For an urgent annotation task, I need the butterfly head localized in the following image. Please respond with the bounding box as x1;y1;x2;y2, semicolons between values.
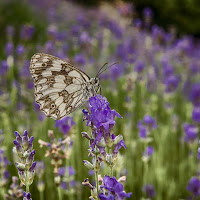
90;77;100;88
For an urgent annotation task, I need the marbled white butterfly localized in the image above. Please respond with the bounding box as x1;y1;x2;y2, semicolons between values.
30;53;101;120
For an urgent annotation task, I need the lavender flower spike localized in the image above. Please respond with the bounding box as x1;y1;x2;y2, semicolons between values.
13;130;36;193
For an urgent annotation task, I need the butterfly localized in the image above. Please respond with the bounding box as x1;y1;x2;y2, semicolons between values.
30;53;102;120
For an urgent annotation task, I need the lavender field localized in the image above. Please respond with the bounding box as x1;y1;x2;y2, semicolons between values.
0;1;200;199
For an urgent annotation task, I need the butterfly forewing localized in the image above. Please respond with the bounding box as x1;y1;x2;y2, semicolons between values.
30;53;91;120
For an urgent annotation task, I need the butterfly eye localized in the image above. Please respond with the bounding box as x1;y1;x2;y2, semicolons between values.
94;78;98;84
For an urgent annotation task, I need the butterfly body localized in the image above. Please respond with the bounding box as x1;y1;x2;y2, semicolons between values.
30;53;100;120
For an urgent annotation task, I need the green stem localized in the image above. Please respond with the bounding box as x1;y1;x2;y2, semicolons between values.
95;169;99;199
94;146;99;199
25;170;29;193
39;191;44;200
58;186;62;200
110;166;113;177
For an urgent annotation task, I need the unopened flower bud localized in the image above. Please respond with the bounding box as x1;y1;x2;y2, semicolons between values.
106;154;113;166
81;132;91;140
97;138;106;147
22;131;29;150
83;160;94;170
28;136;34;150
54;175;61;186
13;140;23;154
29;162;36;172
113;135;123;145
15;162;25;171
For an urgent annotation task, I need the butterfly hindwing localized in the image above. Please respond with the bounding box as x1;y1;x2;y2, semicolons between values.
30;53;91;120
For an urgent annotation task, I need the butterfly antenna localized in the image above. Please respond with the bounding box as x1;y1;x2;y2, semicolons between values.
96;62;108;77
96;62;119;77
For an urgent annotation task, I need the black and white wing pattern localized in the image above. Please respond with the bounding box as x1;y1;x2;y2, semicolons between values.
30;53;92;120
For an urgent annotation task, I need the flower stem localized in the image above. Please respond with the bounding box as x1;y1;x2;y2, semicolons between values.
25;170;29;193
94;146;99;199
110;166;113;177
26;184;29;193
58;186;62;200
95;169;99;199
39;191;44;200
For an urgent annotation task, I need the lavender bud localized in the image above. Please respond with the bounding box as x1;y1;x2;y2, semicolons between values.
83;160;94;170
19;170;26;185
22;133;29;151
28;150;35;163
54;175;61;186
15;131;22;144
106;154;113;166
28;136;34;150
13;140;23;153
15;162;25;171
23;192;32;200
16;136;22;145
113;135;123;145
97;138;106;147
29;162;36;172
81;132;91;140
27;171;35;186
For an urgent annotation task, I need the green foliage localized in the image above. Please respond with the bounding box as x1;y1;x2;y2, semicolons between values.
134;0;200;36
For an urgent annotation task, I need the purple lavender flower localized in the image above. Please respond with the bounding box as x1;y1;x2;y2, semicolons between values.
187;177;200;197
134;19;142;28
13;130;36;186
86;95;122;132
110;64;124;81
142;184;155;198
146;146;154;156
0;148;10;186
134;60;145;73
58;167;66;176
183;123;198;143
113;134;127;155
79;32;92;44
16;44;25;55
198;147;200;160
77;14;90;29
5;42;13;56
143;7;153;17
23;192;32;200
192;107;200;123
0;60;8;75
143;146;154;159
55;116;75;135
20;25;35;40
99;17;123;38
99;175;132;200
143;115;157;129
138;115;157;136
61;181;67;190
68;166;75;176
164;75;179;93
44;41;54;54
74;53;86;65
190;83;200;106
70;25;81;36
138;125;147;138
